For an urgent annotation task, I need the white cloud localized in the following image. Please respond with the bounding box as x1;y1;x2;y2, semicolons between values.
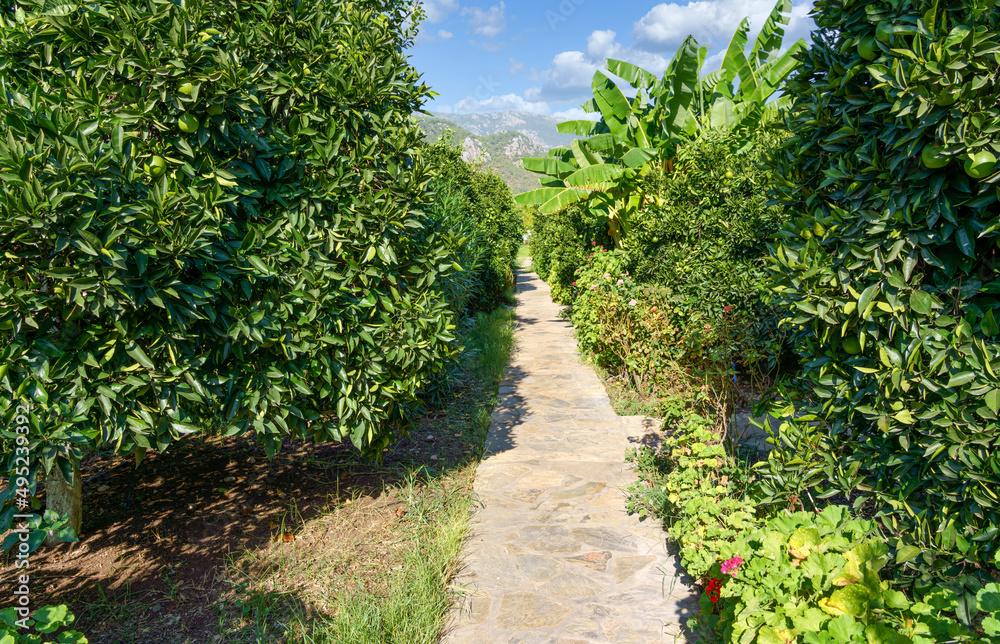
509;58;525;74
461;2;507;38
423;0;459;23
634;0;815;52
551;107;601;121
524;30;668;103
442;93;550;115
416;28;456;44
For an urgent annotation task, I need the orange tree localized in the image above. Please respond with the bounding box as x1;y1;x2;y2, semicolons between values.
0;0;466;547
759;0;1000;593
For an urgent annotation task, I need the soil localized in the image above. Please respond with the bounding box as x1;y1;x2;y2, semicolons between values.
6;410;481;644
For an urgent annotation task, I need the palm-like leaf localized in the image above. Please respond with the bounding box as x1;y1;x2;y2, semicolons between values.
562;163;624;190
607;58;658;89
540;187;592;213
750;0;793;67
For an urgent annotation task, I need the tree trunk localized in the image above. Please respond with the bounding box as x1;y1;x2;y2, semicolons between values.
43;463;82;547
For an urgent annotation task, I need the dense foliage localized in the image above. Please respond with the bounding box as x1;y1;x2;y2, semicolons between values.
422;133;523;315
515;0;803;248
0;0;476;540
627;413;1000;644
758;0;1000;575
532;127;789;392
528;204;611;304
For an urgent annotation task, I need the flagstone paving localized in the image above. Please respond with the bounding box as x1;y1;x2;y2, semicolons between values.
441;265;698;644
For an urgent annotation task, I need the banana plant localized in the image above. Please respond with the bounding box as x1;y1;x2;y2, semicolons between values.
514;36;702;247
697;0;806;132
514;0;804;247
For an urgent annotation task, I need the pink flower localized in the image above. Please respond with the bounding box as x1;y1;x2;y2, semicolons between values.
592;241;597;245
617;279;624;285
590;285;597;290
721;556;744;576
603;273;610;279
628;299;637;307
572;281;576;285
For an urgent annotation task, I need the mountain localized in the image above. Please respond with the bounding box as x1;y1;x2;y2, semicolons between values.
433;111;577;149
416;111;579;194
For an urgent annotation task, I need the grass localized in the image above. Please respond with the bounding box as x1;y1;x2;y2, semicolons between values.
592;362;662;418
213;307;516;644
516;243;530;262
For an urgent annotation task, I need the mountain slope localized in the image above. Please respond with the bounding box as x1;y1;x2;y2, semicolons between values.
434;111;576;148
416;114;555;194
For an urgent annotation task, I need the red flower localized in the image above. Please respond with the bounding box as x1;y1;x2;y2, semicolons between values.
723;304;735;313
705;578;724;604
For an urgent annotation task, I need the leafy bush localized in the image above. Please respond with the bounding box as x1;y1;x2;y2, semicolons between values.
0;0;462;526
627;407;1000;644
423;132;523;312
760;0;1000;572
626;127;788;331
701;507;998;644
528;204;610;302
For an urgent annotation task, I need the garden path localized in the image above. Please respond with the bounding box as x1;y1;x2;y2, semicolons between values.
441;264;698;643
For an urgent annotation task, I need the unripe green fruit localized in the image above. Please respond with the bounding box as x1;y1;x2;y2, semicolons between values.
857;35;878;60
920;143;948;169
178;114;200;133
875;21;893;44
178;82;194;95
964;151;997;179
145;155;166;177
206;104;224;116
725;170;734;179
843;338;862;355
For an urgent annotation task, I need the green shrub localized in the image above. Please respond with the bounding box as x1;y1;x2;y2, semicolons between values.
627;408;1000;644
528;204;611;302
423;133;522;312
0;0;461;526
626;127;788;330
760;0;1000;573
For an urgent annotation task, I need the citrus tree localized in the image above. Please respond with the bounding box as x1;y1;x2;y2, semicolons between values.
759;0;1000;583
0;0;461;543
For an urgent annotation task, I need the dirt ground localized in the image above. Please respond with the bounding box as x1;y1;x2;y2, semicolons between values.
9;408;481;644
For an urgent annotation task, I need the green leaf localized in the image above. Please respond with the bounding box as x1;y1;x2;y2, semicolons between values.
896;545;921;563
946;371;975;388
555;120;605;137
514;188;567;206
562;164;623;189
985;389;1000;416
125;343;155;370
540;187;592;214
909;290;935;315
661;36;702;140
521;156;575;177
247;255;272;276
606;58;658;89
621;147;657;168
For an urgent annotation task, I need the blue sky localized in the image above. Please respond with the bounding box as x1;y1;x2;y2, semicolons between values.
407;0;817;119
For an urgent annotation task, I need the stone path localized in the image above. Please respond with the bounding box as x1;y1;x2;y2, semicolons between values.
441;265;697;643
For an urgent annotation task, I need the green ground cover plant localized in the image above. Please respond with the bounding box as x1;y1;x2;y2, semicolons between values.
626;406;1000;644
